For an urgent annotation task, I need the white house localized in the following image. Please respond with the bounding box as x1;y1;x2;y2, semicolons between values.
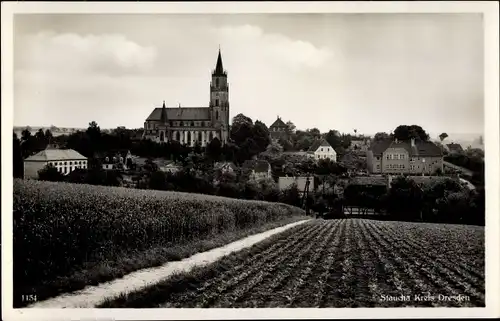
309;139;337;162
24;145;88;179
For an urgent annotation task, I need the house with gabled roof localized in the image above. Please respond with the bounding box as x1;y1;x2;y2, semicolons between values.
24;145;88;178
242;159;272;181
445;143;464;154
269;116;289;141
308;138;337;162
367;137;443;175
101;149;133;171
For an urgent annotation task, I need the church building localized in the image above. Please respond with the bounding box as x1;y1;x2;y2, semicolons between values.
143;49;230;146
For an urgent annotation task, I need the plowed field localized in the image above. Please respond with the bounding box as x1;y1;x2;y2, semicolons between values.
101;219;485;308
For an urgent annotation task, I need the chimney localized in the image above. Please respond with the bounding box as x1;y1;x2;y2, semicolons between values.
411;138;415;147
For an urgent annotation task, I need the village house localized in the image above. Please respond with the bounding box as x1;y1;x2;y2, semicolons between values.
24;145;88;179
242;159;272;181
308;139;337;162
102;150;133;170
350;138;370;152
268;116;289;142
214;161;237;175
445;143;464;154
366;138;443;175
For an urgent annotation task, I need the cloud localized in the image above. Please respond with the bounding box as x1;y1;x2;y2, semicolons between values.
213;25;333;70
16;31;158;76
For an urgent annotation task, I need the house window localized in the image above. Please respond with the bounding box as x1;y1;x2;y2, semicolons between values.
376;157;380;160
321;148;323;152
400;154;405;159
376;165;380;169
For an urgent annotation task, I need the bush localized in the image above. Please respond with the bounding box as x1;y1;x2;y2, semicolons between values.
13;179;305;304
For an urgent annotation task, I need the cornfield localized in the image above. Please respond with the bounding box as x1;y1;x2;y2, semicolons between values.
13;179;305;305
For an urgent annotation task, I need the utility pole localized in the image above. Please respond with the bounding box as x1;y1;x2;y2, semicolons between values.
302;176;311;216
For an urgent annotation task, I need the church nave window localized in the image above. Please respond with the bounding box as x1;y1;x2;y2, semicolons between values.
215;110;219;120
215;99;219;106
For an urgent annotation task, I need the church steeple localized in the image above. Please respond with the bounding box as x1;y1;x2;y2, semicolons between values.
160;100;168;123
213;47;225;76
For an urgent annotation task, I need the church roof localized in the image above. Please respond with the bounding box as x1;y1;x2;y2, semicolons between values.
270;117;287;128
147;107;211;121
213;49;226;76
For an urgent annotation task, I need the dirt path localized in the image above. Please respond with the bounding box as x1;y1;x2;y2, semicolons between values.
27;219;311;308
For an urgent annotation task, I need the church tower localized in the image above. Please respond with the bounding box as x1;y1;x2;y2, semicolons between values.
210;48;230;143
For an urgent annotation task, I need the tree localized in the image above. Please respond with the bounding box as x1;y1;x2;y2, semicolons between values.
87;121;102;151
386;177;424;220
324;130;342;150
268;141;284;154
206;137;222;161
286;121;296;135
38;164;65;182
149;171;168;190
307;128;321;139
253;120;271;153
439;132;449;142
44;129;53;142
21;128;32;141
373;132;390;142
393;125;429;142
13;133;24;178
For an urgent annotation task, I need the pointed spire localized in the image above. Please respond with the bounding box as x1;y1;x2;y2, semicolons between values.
214;47;224;75
160;100;167;123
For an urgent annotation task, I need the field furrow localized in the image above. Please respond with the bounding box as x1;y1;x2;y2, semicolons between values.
163;222;318;307
318;219;358;307
380;223;485;291
274;220;342;308
309;219;348;307
98;218;484;309
356;219;401;307
165;223;319;308
367;221;484;306
359;219;431;307
226;221;333;308
209;222;330;308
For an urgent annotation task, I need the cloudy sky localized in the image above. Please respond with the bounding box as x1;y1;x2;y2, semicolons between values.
14;13;483;137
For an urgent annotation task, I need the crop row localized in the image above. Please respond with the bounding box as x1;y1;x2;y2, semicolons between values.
13;179;306;307
100;218;485;308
